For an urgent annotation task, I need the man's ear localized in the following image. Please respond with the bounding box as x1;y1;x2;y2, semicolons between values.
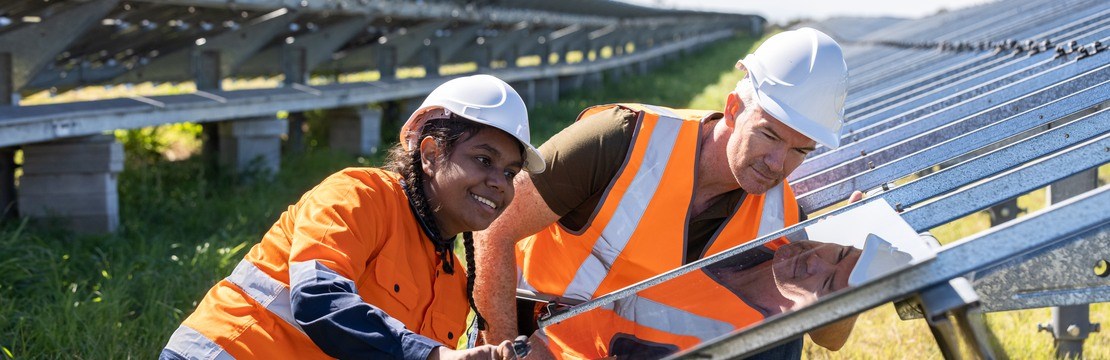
724;92;743;125
418;136;440;177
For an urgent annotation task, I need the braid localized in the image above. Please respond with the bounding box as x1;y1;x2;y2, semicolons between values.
401;143;456;274
463;232;487;330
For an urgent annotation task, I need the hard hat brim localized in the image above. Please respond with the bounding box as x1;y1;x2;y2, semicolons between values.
847;234;914;287
402;105;546;174
750;81;842;149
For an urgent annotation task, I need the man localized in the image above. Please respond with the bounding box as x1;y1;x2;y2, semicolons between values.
474;27;858;357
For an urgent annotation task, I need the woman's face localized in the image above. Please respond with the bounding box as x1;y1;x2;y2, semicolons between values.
421;127;524;237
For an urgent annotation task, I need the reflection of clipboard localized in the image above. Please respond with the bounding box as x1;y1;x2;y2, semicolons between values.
802;199;936;286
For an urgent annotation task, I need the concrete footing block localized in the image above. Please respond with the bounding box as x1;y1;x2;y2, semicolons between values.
19;134;122;233
218;117;286;177
329;107;383;156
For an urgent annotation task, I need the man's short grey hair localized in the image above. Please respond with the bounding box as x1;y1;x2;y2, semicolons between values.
733;77;759;120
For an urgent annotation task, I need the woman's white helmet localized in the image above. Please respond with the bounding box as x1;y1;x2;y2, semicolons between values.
401;74;545;173
737;27;849;149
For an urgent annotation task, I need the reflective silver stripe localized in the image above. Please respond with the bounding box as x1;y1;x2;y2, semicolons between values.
289;259;409;329
226;259;303;334
289;260;359;293
756;183;786;238
517;265;539;293
642;104;680;119
164;325;235;360
563;115;685;300
608;296;735;342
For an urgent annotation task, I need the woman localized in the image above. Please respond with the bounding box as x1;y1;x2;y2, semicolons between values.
162;74;544;360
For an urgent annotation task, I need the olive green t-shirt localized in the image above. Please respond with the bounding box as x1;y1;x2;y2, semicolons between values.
530;106;749;264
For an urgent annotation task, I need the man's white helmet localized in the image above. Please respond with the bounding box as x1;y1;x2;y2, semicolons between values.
401;74;545;173
737;27;849;149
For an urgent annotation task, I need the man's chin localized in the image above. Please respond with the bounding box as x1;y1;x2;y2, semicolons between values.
740;181;776;195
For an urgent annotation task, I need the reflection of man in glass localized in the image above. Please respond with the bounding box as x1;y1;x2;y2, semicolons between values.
531;241;863;359
712;240;862;313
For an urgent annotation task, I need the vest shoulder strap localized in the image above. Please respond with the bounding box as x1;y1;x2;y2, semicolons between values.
576;103;717;123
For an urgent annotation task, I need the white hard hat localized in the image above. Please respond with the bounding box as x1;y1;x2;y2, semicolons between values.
736;27;849;149
401;74;545;173
847;234;914;287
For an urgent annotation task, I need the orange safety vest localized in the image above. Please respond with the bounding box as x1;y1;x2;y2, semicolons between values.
516;103;799;301
539;270;766;359
164;168;470;359
515;104;799;358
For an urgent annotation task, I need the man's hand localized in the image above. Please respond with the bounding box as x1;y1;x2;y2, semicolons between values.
805;190;866;350
428;341;514;360
848;190;865;203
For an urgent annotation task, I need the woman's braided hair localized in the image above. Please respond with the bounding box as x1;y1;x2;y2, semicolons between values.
385;112;522;332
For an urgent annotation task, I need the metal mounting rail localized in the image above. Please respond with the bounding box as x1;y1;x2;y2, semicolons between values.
846;6;1110;111
796;101;1109;211
794;50;1108;180
847;11;1110;120
0;29;733;148
669;187;1110;359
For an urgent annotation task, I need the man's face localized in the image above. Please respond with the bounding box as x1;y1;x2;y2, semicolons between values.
726;99;816;194
771;240;861;305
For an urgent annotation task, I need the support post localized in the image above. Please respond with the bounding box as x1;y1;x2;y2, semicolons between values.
195;50;222;176
533;77;559;105
286;112;306;155
194;50;221;91
378;46;397;80
1043;168;1099;359
584;71;604;88
558;74;584;95
422;46;440;78
0;147;16;220
605;66;624;83
282;45;307;85
477;46;492;71
0;52;12;105
218;117;287;180
19;135;123;234
0;52;15;220
329;107;383;156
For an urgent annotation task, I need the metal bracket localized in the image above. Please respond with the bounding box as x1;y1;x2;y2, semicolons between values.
918;277;997;360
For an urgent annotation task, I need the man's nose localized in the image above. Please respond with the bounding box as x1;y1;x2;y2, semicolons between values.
806;254;833;275
764;148;786;175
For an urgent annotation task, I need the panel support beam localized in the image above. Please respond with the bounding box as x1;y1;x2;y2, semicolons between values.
0;0;119;93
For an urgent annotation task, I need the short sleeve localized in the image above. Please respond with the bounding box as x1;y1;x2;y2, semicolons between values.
531;106;639;220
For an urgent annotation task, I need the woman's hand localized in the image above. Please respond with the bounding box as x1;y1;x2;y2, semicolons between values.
427;341;515;360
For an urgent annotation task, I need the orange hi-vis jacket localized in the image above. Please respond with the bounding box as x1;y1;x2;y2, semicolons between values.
515;104;799;358
163;168;469;360
539;270;766;359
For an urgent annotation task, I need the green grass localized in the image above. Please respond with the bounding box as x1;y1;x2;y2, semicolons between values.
2;33;1107;359
0;149;372;358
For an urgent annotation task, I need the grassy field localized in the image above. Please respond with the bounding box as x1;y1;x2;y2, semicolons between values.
1;33;1107;359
